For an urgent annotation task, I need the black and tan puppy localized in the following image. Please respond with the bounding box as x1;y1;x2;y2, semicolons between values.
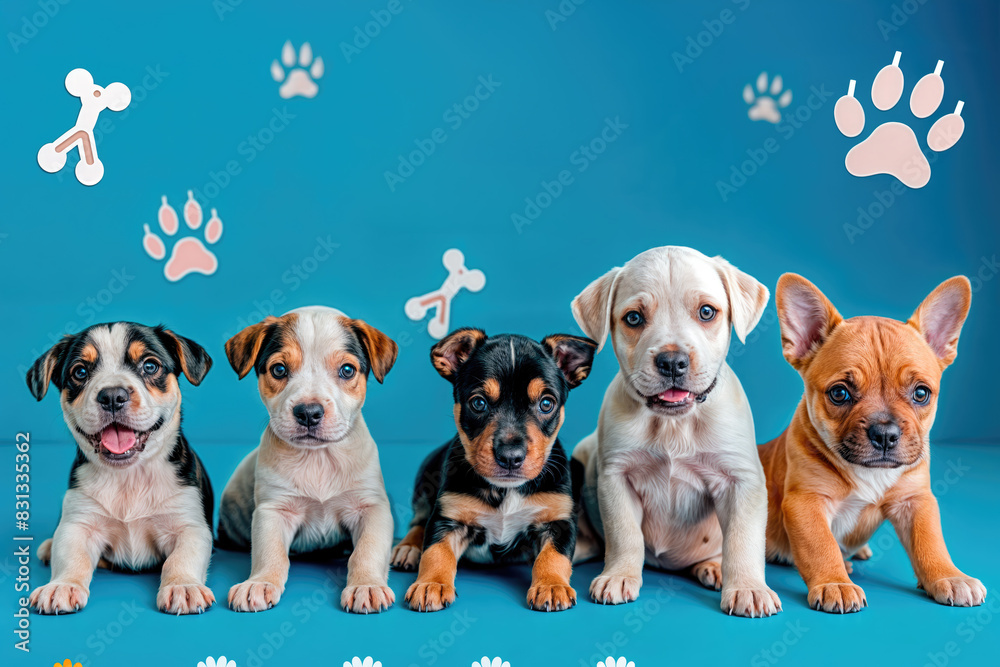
26;322;214;615
391;329;597;612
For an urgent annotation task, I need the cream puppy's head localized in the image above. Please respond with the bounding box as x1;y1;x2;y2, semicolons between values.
226;307;397;446
572;246;768;416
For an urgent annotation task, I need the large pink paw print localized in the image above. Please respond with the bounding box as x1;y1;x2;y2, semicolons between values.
835;52;965;189
142;191;223;282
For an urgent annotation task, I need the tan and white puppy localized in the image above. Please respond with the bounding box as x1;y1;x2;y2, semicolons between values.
572;246;781;617
218;306;398;614
26;322;215;615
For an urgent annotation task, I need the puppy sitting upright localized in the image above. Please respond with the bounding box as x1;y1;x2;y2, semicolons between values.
26;323;214;615
760;274;986;613
392;329;597;612
218;306;398;614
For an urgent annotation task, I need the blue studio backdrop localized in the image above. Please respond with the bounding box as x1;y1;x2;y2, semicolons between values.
2;1;998;666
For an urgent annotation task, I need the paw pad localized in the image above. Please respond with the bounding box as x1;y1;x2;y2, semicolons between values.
142;191;223;282
272;41;324;99
744;71;792;124
835;52;965;189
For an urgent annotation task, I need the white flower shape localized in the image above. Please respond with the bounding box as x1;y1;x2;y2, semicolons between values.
598;659;635;667
344;658;382;667
198;658;235;667
473;659;510;667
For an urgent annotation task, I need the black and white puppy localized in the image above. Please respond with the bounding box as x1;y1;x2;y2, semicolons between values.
26;322;215;615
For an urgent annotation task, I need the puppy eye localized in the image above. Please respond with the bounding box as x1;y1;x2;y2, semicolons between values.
698;305;717;321
469;396;488;413
271;363;287;379
142;359;160;375
624;311;644;328
72;365;88;381
913;385;931;405
538;396;556;414
339;364;356;380
828;384;851;405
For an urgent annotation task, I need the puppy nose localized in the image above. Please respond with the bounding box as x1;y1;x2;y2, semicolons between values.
494;441;526;470
293;403;324;427
655;351;689;378
868;421;901;451
96;386;129;413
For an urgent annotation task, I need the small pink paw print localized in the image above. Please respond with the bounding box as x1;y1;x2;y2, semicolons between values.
142;191;223;282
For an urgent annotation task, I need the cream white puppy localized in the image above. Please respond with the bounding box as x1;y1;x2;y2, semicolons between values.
218;306;398;614
572;246;781;617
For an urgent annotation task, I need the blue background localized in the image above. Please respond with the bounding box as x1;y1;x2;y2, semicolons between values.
2;1;998;666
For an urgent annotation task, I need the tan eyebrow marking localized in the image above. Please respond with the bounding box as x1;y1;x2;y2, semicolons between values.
483;378;501;401
527;378;547;403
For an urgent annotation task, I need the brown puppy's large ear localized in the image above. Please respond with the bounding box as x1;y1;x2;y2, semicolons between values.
345;318;398;383
908;276;971;368
542;334;599;389
431;328;487;381
776;273;843;370
225;317;278;379
715;256;770;343
571;266;621;352
26;337;72;401
157;328;213;386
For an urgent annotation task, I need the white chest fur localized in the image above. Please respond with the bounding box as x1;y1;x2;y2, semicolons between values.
829;466;903;545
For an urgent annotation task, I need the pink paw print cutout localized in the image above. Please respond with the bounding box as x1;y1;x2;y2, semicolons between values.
835;52;965;189
142;191;223;282
405;249;486;339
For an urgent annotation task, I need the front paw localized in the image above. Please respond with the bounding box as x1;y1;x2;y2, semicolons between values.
527;583;577;611
722;585;782;618
30;581;88;614
808;582;866;613
925;576;987;607
390;544;421;571
342;584;395;614
158;583;215;615
590;574;641;605
405;581;455;612
692;560;723;591
228;580;282;612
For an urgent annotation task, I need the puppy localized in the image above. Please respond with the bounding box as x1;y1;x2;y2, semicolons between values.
571;246;781;617
759;274;986;612
391;329;597;612
26;322;214;615
218;306;398;614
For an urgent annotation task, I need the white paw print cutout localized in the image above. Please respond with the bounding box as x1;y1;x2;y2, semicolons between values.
272;41;324;99
142;191;223;282
343;658;381;667
743;71;792;124
473;658;510;667
598;659;635;667
198;658;235;667
37;68;131;186
406;249;486;339
835;52;965;189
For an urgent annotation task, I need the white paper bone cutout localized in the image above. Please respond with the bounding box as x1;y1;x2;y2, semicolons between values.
405;249;486;339
37;68;131;186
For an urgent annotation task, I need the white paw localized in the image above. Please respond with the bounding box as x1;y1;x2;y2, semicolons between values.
589;574;641;605
390;543;421;571
341;584;394;614
158;583;215;615
722;585;782;617
29;581;88;614
228;580;282;612
926;576;987;607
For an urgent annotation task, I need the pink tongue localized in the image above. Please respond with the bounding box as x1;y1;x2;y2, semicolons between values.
100;425;136;454
658;389;691;403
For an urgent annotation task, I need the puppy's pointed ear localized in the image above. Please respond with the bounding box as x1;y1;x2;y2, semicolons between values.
776;273;843;370
908;276;971;368
431;328;486;381
715;256;769;344
542;334;598;389
225;317;277;379
26;337;71;401
158;328;213;386
571;267;621;352
345;318;398;383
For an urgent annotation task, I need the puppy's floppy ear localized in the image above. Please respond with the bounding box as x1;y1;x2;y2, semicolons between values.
158;328;213;386
345;318;398;383
542;334;599;389
571;267;621;352
714;256;769;344
431;328;486;381
776;273;843;370
26;337;72;401
225;317;278;379
908;275;971;368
